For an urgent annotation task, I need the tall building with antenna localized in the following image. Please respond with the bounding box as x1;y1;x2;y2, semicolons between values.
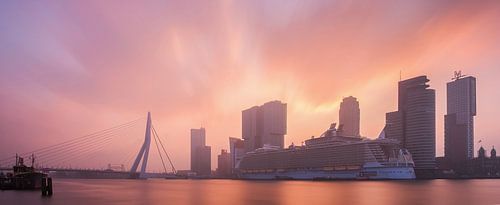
190;127;211;176
445;71;476;170
385;76;436;173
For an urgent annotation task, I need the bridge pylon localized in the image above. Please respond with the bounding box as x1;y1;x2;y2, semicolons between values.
130;112;152;179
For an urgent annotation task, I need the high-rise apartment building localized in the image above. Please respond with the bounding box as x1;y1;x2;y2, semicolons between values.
229;137;245;174
196;146;211;176
339;96;360;137
445;72;476;170
385;76;436;171
242;106;260;152
242;100;287;153
216;149;231;177
190;128;211;176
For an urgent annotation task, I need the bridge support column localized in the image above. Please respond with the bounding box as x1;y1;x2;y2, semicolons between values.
130;112;152;179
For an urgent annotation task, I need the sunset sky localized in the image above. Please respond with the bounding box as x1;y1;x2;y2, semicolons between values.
1;1;500;171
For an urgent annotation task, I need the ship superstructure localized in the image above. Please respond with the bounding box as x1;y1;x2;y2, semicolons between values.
0;154;47;190
237;123;415;180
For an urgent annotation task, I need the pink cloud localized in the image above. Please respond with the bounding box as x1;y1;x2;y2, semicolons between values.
1;1;499;170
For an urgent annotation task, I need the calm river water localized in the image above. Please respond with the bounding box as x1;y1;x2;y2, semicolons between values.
1;179;500;205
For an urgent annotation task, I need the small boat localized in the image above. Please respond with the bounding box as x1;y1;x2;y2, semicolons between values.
0;154;47;190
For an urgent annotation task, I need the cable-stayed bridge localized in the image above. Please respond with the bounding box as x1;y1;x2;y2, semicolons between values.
0;112;178;179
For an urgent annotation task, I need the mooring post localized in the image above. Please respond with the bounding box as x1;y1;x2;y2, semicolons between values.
47;177;53;196
41;177;53;196
41;177;47;196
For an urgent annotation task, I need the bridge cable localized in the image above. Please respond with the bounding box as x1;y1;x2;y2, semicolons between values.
34;121;141;168
30;119;142;157
152;125;176;173
34;128;132;166
0;117;144;163
152;128;168;174
44;123;140;169
52;137;116;168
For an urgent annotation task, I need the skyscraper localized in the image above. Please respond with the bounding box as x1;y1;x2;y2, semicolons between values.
190;128;211;176
216;149;231;177
260;101;287;148
196;145;211;176
242;106;260;152
229;137;245;174
445;72;476;170
385;76;436;172
242;100;287;152
385;111;404;145
339;96;360;137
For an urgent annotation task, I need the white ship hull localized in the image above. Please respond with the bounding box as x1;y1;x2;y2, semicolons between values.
239;166;415;180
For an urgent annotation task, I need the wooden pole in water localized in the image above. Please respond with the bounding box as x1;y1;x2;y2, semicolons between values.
47;178;53;196
41;177;53;196
41;177;47;196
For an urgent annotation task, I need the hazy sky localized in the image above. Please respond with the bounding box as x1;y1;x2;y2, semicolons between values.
1;1;500;171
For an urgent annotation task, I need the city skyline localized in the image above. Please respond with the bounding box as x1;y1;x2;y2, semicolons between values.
1;1;500;171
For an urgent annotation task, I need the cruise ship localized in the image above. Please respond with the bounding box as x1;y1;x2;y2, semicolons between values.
237;123;416;180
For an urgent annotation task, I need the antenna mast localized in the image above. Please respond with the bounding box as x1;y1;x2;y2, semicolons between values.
452;70;466;80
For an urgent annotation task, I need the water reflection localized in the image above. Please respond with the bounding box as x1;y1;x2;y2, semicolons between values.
0;179;499;205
